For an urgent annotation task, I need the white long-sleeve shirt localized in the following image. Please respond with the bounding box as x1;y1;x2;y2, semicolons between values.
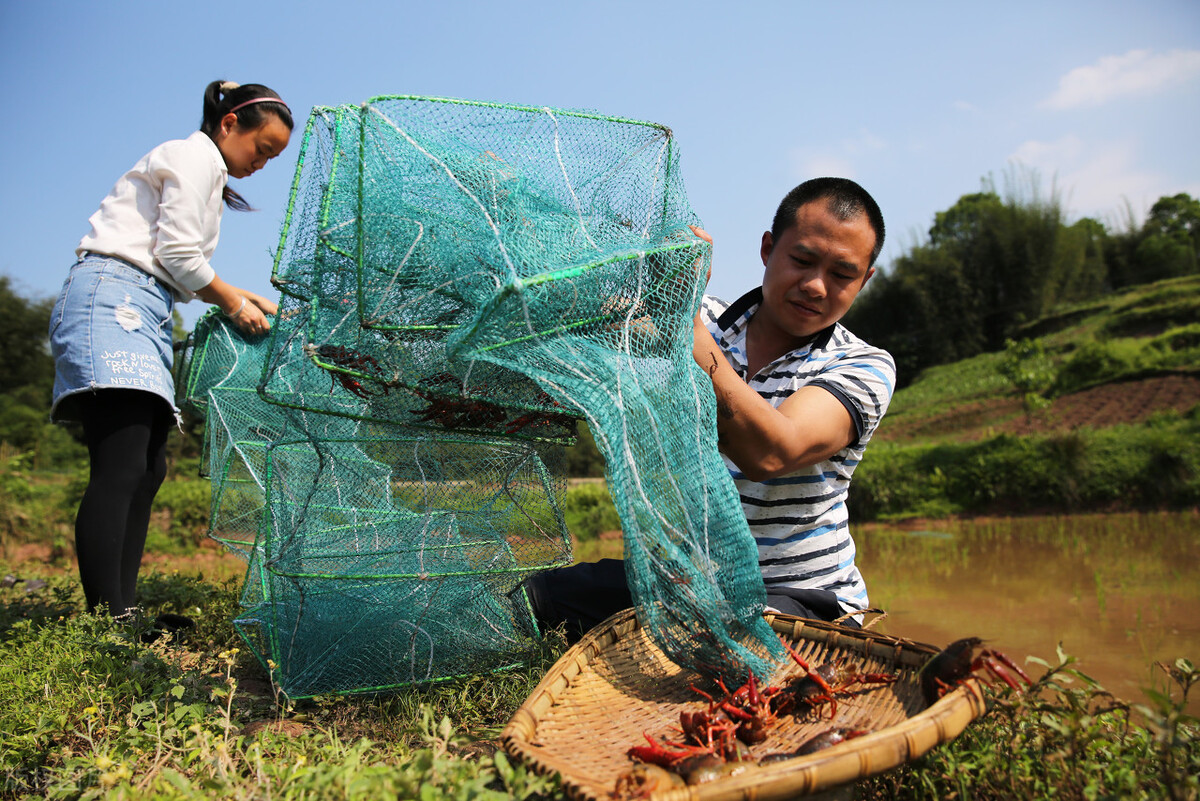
76;130;226;300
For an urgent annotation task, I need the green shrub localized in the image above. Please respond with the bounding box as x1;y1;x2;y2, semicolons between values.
151;480;212;548
1053;339;1139;394
850;446;964;521
998;337;1055;395
1103;297;1200;338
1149;322;1200;352
860;650;1199;800
563;482;620;541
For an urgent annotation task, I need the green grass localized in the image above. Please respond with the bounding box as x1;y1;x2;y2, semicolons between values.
0;567;1195;799
0;568;563;800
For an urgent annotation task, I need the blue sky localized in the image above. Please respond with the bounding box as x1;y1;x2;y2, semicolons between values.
2;0;1197;328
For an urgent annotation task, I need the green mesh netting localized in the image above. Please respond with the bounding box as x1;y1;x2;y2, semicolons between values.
181;95;783;696
179;311;566;696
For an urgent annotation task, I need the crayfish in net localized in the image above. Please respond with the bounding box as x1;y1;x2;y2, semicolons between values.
310;344;390;400
409;372;508;430
502;392;577;437
410;375;576;437
918;637;1032;706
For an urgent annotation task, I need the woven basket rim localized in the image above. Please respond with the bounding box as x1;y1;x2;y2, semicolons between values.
501;608;988;800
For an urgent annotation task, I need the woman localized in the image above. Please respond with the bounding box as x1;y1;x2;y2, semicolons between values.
49;80;293;632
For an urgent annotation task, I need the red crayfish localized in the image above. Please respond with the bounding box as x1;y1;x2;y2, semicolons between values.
311;344;388;400
918;637;1033;706
410;372;508;430
502;390;575;436
622;640;897;787
623;670;772;784
772;645;899;720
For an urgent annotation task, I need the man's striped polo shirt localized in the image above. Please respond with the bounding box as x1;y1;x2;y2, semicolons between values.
700;288;896;616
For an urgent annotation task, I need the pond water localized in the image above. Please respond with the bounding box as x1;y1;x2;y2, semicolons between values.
854;511;1200;716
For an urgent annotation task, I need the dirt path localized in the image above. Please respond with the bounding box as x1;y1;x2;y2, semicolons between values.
1008;373;1200;434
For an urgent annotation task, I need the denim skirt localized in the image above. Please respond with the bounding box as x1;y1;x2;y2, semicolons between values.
49;254;178;422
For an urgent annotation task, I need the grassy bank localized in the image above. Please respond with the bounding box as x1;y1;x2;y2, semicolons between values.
853;410;1200;520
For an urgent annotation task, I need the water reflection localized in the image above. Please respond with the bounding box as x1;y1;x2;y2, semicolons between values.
856;510;1200;715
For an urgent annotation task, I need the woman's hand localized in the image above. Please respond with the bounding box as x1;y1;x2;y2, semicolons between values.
227;294;270;335
229;289;277;336
196;277;276;337
239;289;279;317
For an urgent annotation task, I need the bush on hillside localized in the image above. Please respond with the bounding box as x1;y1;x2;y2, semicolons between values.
1052;339;1141;395
852;415;1200;520
563;482;620;541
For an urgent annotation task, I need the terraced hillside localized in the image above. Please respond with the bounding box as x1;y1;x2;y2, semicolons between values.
875;273;1200;445
853;274;1200;519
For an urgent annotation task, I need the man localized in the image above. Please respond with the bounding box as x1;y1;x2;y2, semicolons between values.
526;177;893;639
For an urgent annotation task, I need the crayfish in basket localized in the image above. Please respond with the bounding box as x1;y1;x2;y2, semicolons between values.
758;726;870;764
918;636;1033;706
770;641;900;720
619;642;898;789
620;671;774;788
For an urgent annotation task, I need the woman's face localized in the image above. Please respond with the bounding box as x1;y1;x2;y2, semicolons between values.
214;112;291;179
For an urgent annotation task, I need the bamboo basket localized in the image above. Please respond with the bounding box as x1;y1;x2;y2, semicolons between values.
501;608;987;800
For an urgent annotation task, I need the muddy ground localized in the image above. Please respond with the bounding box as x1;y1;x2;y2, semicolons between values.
888;373;1200;441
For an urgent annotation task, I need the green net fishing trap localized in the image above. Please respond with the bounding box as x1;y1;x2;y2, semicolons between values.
180;95;783;697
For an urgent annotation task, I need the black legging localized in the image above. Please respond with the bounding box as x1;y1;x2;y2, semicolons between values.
75;389;173;615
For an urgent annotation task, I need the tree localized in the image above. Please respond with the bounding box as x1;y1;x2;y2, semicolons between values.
0;275;55;401
1048;217;1109;305
848;170;1085;384
845;244;983;385
1133;193;1200;281
0;275;86;467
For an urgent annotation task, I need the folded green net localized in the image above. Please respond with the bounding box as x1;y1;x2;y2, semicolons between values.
179;96;782;696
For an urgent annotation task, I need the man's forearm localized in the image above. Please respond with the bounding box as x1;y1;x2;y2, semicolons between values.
693;318;854;480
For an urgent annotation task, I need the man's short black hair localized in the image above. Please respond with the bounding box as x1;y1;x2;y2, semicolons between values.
771;178;886;266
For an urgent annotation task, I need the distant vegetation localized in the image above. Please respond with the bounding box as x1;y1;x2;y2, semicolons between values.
2;185;1198;541
852;274;1200;520
845;176;1200;386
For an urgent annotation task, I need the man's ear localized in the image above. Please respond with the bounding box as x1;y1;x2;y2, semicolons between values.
862;265;876;288
760;231;774;267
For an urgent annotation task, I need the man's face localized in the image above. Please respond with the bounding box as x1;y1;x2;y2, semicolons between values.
758;199;877;342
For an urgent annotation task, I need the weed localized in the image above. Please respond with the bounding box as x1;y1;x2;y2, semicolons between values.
0;562;1195;799
859;646;1198;800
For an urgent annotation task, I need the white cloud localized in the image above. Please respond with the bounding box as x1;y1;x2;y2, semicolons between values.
953;100;976;112
1010;135;1084;166
1041;48;1200;110
1007;135;1170;223
791;153;857;179
788;129;886;179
